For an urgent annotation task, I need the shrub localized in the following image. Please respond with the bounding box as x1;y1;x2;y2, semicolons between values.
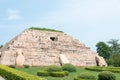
85;66;120;73
46;65;62;72
64;71;69;76
62;63;76;72
37;70;68;77
98;71;116;80
50;71;67;77
85;66;103;72
37;71;50;76
8;65;15;68
77;72;96;80
24;64;30;68
37;65;68;77
0;65;46;80
74;76;79;80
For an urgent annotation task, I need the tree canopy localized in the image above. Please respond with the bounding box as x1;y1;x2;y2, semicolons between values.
0;45;3;49
96;39;120;66
108;39;120;54
96;41;111;59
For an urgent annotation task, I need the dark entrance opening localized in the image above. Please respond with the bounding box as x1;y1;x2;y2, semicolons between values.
50;37;58;41
96;59;99;66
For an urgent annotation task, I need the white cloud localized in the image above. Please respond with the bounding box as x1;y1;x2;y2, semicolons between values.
6;9;21;20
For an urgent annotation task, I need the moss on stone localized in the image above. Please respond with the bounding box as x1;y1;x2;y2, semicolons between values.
29;27;63;32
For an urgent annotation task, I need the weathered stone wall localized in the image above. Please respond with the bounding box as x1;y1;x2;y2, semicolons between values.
0;29;107;67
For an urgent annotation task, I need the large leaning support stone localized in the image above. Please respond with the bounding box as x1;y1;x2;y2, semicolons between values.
95;54;107;67
59;54;70;65
16;49;25;67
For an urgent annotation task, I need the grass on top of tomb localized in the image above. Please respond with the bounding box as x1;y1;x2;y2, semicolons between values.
29;27;63;32
16;66;120;80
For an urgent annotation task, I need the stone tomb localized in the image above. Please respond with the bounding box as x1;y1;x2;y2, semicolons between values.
0;29;107;67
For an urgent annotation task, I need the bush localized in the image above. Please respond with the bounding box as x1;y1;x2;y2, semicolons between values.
64;71;69;76
37;71;50;76
24;64;30;68
0;65;46;80
74;76;79;80
46;65;62;72
37;65;68;77
37;70;68;77
98;71;116;80
62;63;76;72
85;66;120;73
77;72;96;80
9;65;15;68
85;66;103;72
50;71;67;77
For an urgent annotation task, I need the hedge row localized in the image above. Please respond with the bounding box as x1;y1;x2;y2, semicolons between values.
62;63;76;72
0;65;46;80
37;71;50;76
74;71;116;80
9;64;30;68
98;71;116;80
45;65;62;72
37;71;69;77
85;66;120;73
37;64;73;77
74;72;96;80
45;64;76;72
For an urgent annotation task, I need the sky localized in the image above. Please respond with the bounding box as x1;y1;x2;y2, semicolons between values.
0;0;120;51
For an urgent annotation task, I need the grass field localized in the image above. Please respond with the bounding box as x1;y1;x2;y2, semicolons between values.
16;66;120;80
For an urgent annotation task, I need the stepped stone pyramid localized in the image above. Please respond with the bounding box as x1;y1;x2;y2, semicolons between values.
0;28;107;67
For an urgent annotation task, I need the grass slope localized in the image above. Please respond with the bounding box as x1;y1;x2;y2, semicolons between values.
29;27;63;32
16;67;120;80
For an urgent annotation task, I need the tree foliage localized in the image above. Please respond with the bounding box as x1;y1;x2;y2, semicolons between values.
96;42;111;59
108;39;120;54
112;54;120;67
0;45;3;49
96;39;120;66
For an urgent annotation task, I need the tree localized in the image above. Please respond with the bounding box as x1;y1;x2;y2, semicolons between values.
96;42;111;59
96;39;120;66
112;53;120;67
0;45;3;49
108;39;120;54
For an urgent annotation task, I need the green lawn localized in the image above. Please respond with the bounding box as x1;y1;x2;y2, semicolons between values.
16;67;120;80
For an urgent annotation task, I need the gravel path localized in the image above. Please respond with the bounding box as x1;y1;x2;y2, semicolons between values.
0;76;5;80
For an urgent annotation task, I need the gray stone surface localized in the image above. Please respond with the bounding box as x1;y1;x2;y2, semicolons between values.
0;29;107;67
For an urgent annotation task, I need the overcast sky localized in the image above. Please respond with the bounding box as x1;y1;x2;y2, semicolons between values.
0;0;120;51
